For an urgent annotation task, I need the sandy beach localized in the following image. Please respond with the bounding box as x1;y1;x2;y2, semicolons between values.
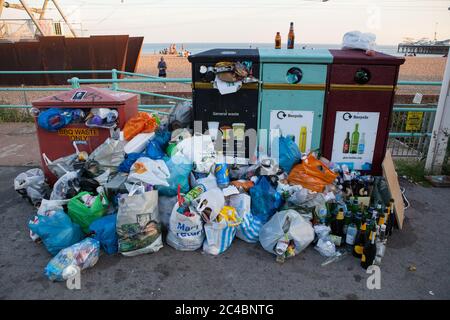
0;54;447;105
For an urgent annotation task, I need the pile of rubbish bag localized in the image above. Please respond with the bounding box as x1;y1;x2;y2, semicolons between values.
16;101;396;282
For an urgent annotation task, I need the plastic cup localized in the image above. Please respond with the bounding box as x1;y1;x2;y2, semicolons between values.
232;123;245;141
207;121;219;141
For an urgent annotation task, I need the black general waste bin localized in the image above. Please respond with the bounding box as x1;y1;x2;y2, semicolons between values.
188;49;260;163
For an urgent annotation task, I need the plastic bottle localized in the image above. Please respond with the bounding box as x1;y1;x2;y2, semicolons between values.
374;225;387;265
345;223;357;246
316;205;328;225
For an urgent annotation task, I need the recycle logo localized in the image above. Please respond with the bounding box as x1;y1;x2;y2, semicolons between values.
277;111;287;120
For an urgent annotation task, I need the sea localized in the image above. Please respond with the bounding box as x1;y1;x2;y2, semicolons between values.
141;43;440;57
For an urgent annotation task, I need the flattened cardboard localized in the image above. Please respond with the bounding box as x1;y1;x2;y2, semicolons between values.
382;150;405;229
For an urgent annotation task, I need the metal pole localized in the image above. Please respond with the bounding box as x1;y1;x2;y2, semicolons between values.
39;0;49;19
425;54;450;174
111;69;118;91
51;0;77;37
18;0;46;36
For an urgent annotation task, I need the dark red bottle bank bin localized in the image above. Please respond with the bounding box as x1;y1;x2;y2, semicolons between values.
321;50;405;175
32;87;138;184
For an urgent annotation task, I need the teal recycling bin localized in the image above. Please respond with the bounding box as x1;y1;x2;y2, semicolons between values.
258;49;333;158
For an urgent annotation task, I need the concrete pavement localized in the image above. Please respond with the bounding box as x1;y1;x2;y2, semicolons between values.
0;166;449;300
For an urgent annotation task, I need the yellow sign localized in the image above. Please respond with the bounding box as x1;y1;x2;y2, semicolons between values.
58;128;99;141
405;112;423;131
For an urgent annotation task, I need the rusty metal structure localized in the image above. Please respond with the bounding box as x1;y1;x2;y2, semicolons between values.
0;1;144;85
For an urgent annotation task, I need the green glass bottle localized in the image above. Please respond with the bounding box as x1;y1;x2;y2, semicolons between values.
350;123;360;154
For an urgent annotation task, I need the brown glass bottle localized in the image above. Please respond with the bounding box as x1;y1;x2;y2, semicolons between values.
275;32;281;49
287;22;295;49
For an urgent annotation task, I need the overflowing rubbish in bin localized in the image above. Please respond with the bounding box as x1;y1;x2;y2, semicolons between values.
16;96;401;282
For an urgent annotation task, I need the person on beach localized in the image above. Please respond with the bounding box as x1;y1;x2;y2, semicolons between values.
158;56;167;88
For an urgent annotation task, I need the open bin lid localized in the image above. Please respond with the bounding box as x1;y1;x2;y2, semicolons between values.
330;49;405;65
32;87;137;107
188;48;260;63
258;48;333;64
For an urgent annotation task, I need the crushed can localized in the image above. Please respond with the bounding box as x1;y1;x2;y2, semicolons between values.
215;163;230;188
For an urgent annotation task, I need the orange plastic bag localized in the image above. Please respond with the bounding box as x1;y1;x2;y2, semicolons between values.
287;153;338;193
123;112;159;141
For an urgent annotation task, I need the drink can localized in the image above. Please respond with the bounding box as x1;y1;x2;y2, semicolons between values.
215;163;230;188
184;184;206;204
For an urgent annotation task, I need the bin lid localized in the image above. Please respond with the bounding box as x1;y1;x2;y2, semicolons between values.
32;87;137;107
330;49;405;66
188;48;259;63
258;48;333;63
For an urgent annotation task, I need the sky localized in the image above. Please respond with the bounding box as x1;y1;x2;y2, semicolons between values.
3;0;450;44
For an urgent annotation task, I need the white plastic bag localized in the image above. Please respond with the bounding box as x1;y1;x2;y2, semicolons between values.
88;138;125;169
194;188;225;223
127;157;170;187
173;134;216;165
259;209;314;257
342;31;376;51
14;168;49;205
203;219;236;255
42;142;80;178
117;190;163;256
190;172;218;190
228;193;262;243
166;202;204;251
50;171;79;200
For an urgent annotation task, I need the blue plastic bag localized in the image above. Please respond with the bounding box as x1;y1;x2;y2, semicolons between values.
153;129;171;150
157;155;192;196
37;108;72;132
29;210;83;256
279;136;302;174
249;176;283;224
118;152;143;173
145;129;170;160
89;214;118;255
145;140;166;159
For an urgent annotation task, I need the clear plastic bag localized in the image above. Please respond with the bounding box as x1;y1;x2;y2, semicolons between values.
342;31;376;51
14;168;49;206
259;209;315;257
45;238;100;281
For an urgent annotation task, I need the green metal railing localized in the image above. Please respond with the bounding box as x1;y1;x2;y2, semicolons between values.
388;80;441;158
0;70;443;158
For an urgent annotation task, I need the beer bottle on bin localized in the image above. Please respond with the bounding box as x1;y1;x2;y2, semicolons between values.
287;22;295;49
275;32;281;49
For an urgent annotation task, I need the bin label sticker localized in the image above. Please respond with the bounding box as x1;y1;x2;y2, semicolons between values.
269;110;314;154
405;112;423;131
331;111;380;171
58;128;99;141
